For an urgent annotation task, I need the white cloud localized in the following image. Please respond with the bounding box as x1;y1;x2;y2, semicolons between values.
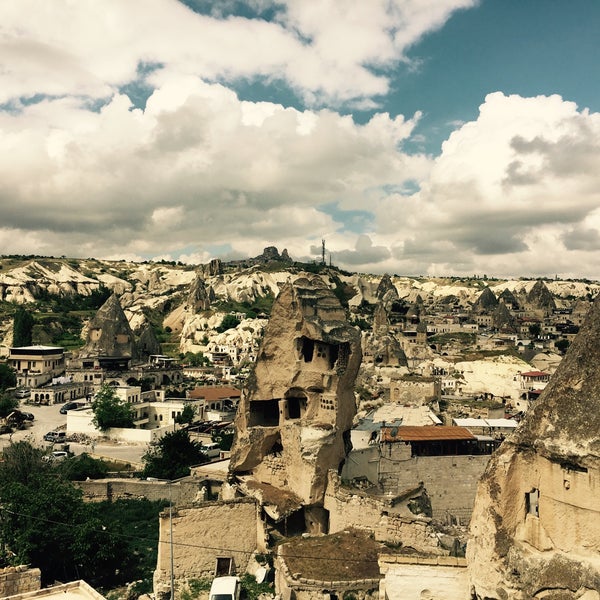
373;93;600;277
0;76;427;261
0;0;476;106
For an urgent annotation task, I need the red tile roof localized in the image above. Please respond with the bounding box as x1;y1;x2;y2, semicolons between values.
380;425;476;442
520;371;549;377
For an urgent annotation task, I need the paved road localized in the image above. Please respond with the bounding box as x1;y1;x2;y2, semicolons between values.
0;403;147;468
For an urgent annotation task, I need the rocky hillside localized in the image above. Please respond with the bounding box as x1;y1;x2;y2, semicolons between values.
0;252;597;358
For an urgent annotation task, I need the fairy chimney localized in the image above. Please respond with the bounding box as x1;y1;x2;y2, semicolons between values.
468;294;600;598
229;275;362;512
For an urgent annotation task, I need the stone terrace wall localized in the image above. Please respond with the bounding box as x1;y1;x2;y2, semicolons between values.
75;478;204;505
379;452;491;524
0;565;41;597
154;498;260;599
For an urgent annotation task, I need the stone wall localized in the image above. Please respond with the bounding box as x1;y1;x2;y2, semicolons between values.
75;478;204;505
154;498;260;599
389;378;440;405
275;552;379;600
379;555;468;600
324;473;443;555
0;565;41;597
379;449;491;524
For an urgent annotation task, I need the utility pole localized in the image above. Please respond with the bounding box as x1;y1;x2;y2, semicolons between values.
169;481;175;600
321;239;326;266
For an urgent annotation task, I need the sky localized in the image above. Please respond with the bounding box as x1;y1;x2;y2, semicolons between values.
1;0;600;279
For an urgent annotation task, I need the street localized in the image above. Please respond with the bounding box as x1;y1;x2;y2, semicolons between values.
0;403;146;468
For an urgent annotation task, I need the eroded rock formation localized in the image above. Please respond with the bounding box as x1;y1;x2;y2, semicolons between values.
229;275;362;526
468;295;600;599
77;293;138;360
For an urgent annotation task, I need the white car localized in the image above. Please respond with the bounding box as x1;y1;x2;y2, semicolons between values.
15;388;30;398
43;451;68;462
209;576;240;600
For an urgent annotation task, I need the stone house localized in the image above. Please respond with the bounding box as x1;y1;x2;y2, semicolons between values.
8;345;65;388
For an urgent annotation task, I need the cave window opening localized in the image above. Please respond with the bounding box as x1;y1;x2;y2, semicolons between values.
300;337;315;362
286;395;306;419
248;399;280;427
525;488;539;518
268;439;283;456
328;344;339;369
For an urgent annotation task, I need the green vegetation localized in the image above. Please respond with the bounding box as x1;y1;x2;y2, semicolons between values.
13;308;34;346
0;442;129;587
180;578;212;600
91;384;135;432
181;351;211;366
142;429;208;480
0;363;16;391
212;428;235;451
240;573;273;600
59;453;110;481
0;395;18;418
213;293;275;318
175;402;196;426
216;314;240;333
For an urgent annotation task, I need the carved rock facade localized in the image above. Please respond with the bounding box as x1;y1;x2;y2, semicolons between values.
468;296;600;599
229;275;362;527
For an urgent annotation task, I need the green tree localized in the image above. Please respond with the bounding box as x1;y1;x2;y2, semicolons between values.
91;384;134;432
175;402;196;426
0;363;16;391
212;429;235;451
142;429;207;480
60;453;109;481
13;308;34;346
555;338;570;354
216;314;239;333
0;441;129;586
0;394;18;418
528;323;542;338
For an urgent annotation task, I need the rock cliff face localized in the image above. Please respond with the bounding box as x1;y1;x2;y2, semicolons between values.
468;295;600;599
229;275;362;515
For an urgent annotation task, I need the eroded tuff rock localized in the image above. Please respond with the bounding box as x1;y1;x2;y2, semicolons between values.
472;286;499;313
229;275;362;513
76;293;138;360
187;274;215;312
468;294;600;599
526;279;557;312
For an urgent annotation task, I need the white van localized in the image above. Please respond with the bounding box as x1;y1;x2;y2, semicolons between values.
200;442;221;459
209;576;240;600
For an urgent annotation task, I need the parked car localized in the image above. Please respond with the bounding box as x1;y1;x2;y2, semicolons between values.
0;424;12;435
15;388;30;399
60;401;81;414
21;412;34;421
43;430;67;443
209;577;240;600
43;450;68;462
200;442;221;459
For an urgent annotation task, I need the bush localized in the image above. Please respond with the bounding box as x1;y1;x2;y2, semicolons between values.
60;453;109;481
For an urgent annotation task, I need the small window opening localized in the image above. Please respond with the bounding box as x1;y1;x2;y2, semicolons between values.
300;337;315;362
525;488;539;517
